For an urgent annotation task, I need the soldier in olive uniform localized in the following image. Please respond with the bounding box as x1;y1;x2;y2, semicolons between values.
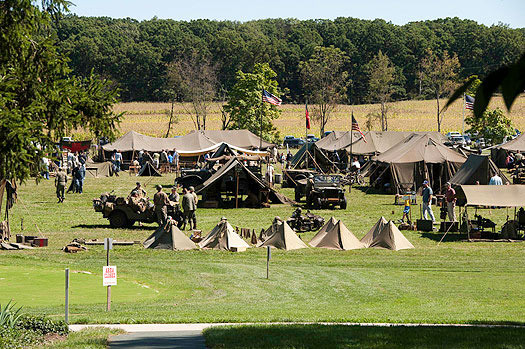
153;184;170;227
181;187;197;230
55;167;68;203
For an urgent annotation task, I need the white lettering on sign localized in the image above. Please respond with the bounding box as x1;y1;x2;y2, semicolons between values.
103;266;117;286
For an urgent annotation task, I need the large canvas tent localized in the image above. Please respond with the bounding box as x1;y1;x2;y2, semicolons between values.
196;158;293;207
370;134;466;193
449;155;509;186
315;131;364;152
491;133;525;167
309;219;364;250
257;221;308;250
360;217;414;250
198;130;275;150
143;221;197;250
290;143;339;173
198;218;250;251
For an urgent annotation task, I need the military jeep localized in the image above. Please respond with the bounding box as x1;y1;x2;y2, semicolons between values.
304;174;347;209
93;192;183;228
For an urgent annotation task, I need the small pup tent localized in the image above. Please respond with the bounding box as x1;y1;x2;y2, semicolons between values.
257;221;308;250
143;220;197;250
361;218;414;251
309;219;364;250
198;218;250;251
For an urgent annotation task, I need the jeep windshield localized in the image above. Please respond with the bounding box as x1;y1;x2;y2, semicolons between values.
314;175;340;184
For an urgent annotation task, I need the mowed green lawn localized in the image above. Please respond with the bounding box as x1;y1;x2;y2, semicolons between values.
1;172;524;324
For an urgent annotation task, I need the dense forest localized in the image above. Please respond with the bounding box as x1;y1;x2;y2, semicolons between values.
54;16;525;103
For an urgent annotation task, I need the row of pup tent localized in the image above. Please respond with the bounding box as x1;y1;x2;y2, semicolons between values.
144;216;414;252
196;157;294;208
101;130;272;162
491;133;525;168
368;133;467;194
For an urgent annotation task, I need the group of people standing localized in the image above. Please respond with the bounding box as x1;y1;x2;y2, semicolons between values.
153;184;198;230
135;148;180;171
53;151;87;203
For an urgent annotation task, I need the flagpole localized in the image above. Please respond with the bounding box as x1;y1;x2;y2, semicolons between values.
305;100;308;170
462;93;465;135
260;89;263;150
349;111;354;193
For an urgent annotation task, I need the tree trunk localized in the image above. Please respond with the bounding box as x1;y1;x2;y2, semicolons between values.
436;91;441;132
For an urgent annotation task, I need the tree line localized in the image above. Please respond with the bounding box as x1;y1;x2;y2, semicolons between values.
55;16;525;105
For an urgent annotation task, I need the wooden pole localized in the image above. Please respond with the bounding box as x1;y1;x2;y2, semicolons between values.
106;242;111;312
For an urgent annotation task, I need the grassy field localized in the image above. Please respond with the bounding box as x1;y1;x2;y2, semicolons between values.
203;324;525;348
1;172;524;325
106;96;525;138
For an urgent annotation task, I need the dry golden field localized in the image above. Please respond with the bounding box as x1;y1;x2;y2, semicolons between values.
110;95;525;138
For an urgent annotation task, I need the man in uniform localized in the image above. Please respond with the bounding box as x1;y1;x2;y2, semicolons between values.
182;187;197;230
153;184;170;226
305;174;315;205
169;185;180;204
55;167;68;203
130;182;147;198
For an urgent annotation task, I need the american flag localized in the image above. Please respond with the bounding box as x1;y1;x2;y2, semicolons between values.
465;94;475;110
305;103;311;129
352;113;367;143
262;89;282;106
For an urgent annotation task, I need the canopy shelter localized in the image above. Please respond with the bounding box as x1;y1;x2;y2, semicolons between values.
449;155;509;187
198;129;275;150
369;134;466;193
455;185;525;207
102;131;268;163
290;143;339;173
143;221;197;250
198;218;250;251
257;221;308;250
360;217;414;250
309;219;364;250
196;157;293;208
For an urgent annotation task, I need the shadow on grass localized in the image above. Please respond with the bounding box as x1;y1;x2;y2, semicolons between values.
421;232;467;242
72;224;157;231
203;324;525;349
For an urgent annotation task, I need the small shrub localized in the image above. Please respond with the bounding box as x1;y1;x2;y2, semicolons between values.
0;326;41;349
0;301;23;329
17;315;69;335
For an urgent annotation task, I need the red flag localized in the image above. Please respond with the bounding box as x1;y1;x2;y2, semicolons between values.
305;103;311;130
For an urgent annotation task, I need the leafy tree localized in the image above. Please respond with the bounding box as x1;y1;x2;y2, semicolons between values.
464;75;482;96
465;108;514;144
367;50;396;131
166;50;218;132
420;49;460;132
300;46;348;136
0;0;121;183
223;63;281;143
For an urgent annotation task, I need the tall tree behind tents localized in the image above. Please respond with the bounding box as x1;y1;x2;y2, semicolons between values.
300;46;348;136
367;50;395;131
465;108;514;144
166;50;218;131
223;63;282;143
420;49;460;132
0;0;122;183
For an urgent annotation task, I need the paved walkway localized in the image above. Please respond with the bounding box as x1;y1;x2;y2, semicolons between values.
69;322;525;348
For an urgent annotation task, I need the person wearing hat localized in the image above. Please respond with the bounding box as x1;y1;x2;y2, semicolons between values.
444;182;456;222
421;180;435;222
130;182;147;198
168;185;180;204
181;187;197;230
153;184;170;226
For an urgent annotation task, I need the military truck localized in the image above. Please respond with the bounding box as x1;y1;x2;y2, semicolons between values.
93;192;183;228
295;174;347;209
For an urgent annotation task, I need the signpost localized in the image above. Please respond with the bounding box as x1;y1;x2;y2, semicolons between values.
266;246;271;279
103;238;115;311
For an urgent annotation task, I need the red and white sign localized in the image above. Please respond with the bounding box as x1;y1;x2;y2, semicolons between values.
103;266;117;286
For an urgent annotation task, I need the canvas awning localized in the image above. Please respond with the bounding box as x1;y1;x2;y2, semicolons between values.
457;185;525;207
197;130;275;150
495;133;525;152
